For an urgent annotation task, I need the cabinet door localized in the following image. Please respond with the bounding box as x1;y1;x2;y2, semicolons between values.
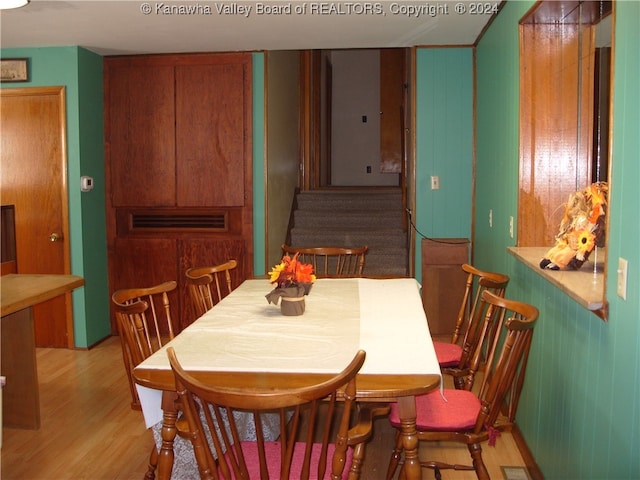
175;60;251;207
106;63;176;207
110;238;179;334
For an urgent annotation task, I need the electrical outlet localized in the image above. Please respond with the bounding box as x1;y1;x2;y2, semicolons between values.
430;175;440;190
509;216;514;238
617;257;628;300
489;209;493;228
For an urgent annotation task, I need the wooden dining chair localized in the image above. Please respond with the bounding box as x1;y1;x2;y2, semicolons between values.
185;259;238;318
386;291;539;480
168;347;380;480
111;280;179;480
433;263;510;390
111;280;178;410
281;244;368;278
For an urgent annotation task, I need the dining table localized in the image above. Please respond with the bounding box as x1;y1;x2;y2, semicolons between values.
133;277;441;480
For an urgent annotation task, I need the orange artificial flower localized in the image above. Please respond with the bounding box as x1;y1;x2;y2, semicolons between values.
269;253;316;288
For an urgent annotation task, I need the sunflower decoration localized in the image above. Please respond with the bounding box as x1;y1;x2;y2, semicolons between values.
540;182;608;270
266;253;316;314
268;253;316;289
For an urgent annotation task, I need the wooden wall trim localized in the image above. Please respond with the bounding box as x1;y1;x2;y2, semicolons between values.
512;423;545;480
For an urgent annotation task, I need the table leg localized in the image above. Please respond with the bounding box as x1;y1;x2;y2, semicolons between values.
155;391;179;480
1;308;40;429
396;395;421;480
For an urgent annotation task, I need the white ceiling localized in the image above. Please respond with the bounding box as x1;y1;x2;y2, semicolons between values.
0;0;499;56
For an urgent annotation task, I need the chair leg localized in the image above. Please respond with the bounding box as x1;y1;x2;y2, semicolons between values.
453;375;466;390
468;442;489;480
386;430;404;480
347;442;365;480
144;443;158;480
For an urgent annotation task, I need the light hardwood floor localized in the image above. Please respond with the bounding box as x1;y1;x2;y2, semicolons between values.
1;336;529;480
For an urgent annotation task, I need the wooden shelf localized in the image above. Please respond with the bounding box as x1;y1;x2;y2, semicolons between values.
507;246;607;317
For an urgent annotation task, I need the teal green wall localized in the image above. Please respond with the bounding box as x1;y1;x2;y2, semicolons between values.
0;46;109;348
414;48;474;281
475;1;640;478
76;48;110;346
252;52;266;276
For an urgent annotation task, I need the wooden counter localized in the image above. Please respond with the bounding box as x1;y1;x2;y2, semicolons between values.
1;274;84;429
1;274;85;316
508;247;606;314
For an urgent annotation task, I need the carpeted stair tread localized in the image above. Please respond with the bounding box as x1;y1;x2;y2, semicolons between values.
288;189;409;277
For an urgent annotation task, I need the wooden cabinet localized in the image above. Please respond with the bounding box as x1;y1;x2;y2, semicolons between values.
104;53;253;332
105;54;251;208
421;238;470;336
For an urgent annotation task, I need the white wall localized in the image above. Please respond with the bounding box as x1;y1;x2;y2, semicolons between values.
330;50;399;186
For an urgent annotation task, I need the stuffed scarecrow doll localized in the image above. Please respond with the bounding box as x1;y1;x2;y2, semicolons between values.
540;182;608;270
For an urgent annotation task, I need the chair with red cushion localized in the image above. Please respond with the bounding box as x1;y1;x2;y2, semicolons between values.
387;291;539;480
433;264;510;390
168;347;382;480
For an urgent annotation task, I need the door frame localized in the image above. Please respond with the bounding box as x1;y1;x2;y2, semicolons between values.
0;86;73;347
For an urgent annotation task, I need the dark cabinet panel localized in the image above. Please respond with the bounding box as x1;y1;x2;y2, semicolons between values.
110;238;181;335
110;238;179;293
176;62;249;207
106;64;176;207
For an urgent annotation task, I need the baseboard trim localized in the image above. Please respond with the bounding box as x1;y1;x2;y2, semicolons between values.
512;423;544;480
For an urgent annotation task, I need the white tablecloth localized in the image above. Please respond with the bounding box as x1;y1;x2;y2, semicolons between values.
136;277;440;428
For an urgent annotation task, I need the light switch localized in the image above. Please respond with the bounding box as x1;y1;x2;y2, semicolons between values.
430;176;440;190
617;257;628;300
80;176;94;192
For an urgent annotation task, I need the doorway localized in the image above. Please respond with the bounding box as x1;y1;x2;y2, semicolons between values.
0;86;73;348
301;48;409;190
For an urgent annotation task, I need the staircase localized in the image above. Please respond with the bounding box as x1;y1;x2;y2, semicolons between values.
287;189;408;277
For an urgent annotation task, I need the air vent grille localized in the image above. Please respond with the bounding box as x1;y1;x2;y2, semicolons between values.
131;213;227;230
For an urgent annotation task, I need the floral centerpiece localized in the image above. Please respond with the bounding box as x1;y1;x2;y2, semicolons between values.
540;182;608;270
265;253;316;315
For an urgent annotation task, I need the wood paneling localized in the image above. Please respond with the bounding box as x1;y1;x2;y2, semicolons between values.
175;62;250;206
106;63;176;207
518;21;596;246
104;53;253;333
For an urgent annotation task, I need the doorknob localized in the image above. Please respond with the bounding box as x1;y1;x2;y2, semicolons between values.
49;233;62;242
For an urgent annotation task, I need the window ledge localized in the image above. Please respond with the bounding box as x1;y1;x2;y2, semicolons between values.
508;246;607;317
